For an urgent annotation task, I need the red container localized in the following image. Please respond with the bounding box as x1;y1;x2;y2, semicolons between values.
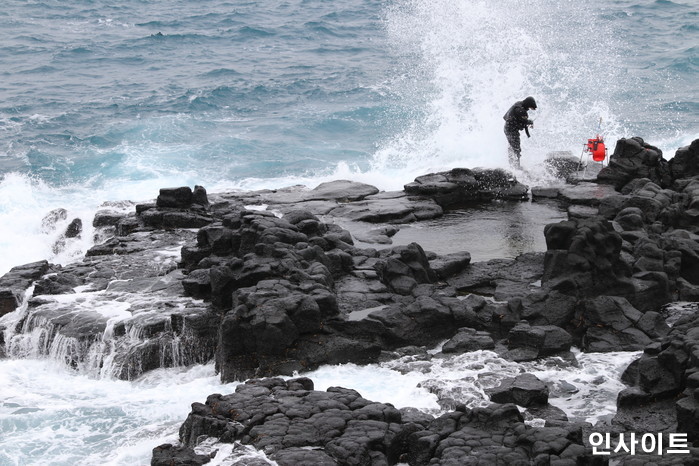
587;137;606;162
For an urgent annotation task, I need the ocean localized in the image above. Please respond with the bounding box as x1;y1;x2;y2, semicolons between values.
0;0;697;464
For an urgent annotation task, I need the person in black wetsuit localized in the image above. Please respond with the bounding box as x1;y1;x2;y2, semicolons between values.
503;96;537;169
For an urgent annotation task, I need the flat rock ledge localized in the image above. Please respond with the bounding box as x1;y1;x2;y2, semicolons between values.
404;167;529;207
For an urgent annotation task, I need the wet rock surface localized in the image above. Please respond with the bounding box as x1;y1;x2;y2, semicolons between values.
2;139;699;463
146;135;699;461
597;137;672;190
1;228;219;379
1;192;220;378
162;377;597;466
614;309;699;445
487;373;550;407
0;260;50;317
404;167;529;206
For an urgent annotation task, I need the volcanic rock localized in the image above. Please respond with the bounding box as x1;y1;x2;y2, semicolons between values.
597;137;672;189
0;260;50;316
487;373;550;407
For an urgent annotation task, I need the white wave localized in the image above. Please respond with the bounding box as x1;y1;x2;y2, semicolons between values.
305;347;639;425
0;360;239;466
0;171;193;276
0;173;95;275
195;439;278;466
372;0;630;179
206;0;697;193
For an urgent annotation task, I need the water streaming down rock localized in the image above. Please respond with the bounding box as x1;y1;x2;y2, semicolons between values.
2;285;218;380
105;308;219;380
1;203;220;380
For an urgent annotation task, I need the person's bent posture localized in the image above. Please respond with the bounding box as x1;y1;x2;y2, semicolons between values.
503;96;537;169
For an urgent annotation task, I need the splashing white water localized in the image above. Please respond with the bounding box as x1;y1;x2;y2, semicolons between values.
305;347;639;425
0;346;636;465
0;360;239;466
371;0;630;180
0;171;199;276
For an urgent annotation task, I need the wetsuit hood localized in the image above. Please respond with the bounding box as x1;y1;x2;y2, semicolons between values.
522;96;537;110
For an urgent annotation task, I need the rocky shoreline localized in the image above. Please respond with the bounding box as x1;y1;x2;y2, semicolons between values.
1;136;699;464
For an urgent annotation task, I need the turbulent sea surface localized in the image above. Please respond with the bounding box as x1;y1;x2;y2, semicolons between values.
0;0;697;275
0;0;697;464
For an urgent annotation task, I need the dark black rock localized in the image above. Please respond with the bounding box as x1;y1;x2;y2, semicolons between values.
306;180;380;201
33;272;82;295
192;185;209;207
505;320;572;361
93;210;127;228
615;206;645;231
487;373;549;407
0;260;50;316
375;243;437;295
64;218;83;238
471;167;529;200
613;308;699;444
404;167;528;207
525;404;569;425
668;139;699;181
162;212;214;229
429;251;471;279
544;151;581;180
441;327;494;354
362;297;455;347
579;296;668;352
136;202;157;214
115;216;141;236
542;216;642;303
520;290;577;328
272;448;337;465
86;237;142;256
161;377;596;466
181;268;211;298
196;224;237;255
151;443;211;466
282;209;319;225
180;245;212;270
597;137;672;189
157;186;194;208
215;273;362;381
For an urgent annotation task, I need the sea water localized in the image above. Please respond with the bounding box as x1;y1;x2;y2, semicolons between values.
0;0;697;464
1;0;697;275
